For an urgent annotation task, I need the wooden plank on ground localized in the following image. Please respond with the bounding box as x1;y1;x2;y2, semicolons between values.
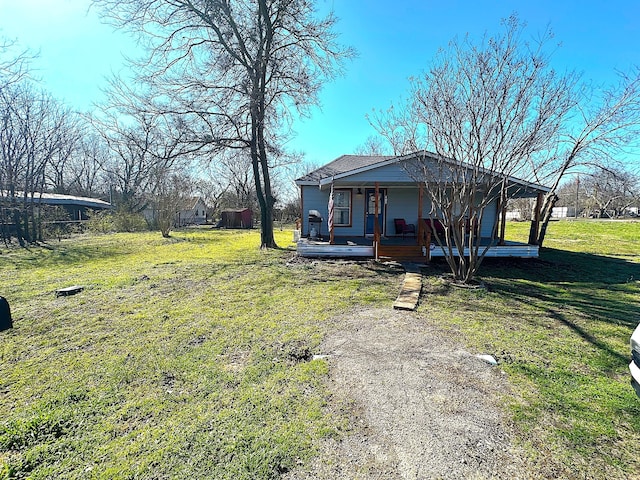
56;285;84;297
393;271;422;311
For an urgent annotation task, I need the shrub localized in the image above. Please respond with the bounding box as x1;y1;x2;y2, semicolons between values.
86;210;149;234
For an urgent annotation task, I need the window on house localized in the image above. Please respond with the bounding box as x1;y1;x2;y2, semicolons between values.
334;189;351;226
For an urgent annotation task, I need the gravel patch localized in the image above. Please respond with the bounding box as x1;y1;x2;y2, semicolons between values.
285;307;535;480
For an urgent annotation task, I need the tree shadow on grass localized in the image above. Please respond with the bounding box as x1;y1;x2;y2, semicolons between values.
1;242;128;270
483;248;639;285
478;249;640;370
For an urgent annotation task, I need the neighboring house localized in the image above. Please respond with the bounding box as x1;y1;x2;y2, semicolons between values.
176;197;208;226
142;197;208;227
505;210;522;221
295;151;550;260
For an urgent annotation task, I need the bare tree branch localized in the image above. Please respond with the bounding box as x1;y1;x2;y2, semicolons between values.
92;0;354;248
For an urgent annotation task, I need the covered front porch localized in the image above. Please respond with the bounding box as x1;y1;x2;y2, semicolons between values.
296;153;550;262
296;234;540;262
297;179;544;262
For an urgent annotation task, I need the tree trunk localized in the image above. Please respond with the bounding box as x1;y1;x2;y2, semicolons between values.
250;87;277;250
13;207;25;247
528;192;544;245
257;138;277;249
536;193;559;247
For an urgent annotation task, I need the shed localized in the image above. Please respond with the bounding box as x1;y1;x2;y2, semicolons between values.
221;208;253;229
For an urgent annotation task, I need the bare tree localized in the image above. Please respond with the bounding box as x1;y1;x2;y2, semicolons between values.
530;71;640;244
66;133;111;198
0;82;78;244
93;0;353;248
219;151;258;211
0;38;33;90
373;16;576;282
507;197;535;221
153;171;194;237
90;95;195;214
278;154;322;219
354;135;391;156
367;104;422;156
45;112;83;194
372;16;640;281
189;164;229;220
579;166;640;217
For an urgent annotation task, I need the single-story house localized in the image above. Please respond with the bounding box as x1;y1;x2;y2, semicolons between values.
550;206;576;219
142;197;208;227
295;151;550;261
176;197;208;226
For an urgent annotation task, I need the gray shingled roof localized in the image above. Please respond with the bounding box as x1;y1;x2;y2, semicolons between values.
296;155;396;183
296;152;550;194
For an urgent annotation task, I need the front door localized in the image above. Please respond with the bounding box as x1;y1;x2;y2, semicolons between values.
365;188;385;236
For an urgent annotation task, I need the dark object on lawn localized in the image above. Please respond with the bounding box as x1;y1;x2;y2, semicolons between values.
0;296;12;331
56;285;84;297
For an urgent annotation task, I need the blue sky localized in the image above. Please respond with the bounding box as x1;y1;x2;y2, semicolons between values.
1;0;639;166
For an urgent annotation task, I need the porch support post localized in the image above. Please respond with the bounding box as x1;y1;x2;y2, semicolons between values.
499;201;507;246
528;192;543;245
418;183;424;247
374;182;381;247
498;186;507;246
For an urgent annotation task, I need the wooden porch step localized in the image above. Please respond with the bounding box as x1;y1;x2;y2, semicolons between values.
377;245;429;263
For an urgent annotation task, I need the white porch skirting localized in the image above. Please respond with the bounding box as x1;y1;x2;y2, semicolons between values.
296;239;538;259
296;241;374;258
429;243;539;258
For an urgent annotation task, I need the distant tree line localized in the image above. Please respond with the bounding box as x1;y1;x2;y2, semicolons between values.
555;167;640;218
2;0;350;246
0;41;308;244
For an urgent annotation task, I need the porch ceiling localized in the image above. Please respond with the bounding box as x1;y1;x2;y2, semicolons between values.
324;181;544;198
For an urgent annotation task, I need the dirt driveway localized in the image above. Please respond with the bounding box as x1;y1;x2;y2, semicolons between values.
285;307;535;480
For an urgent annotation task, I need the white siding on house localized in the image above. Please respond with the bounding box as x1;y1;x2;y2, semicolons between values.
176;198;208;225
480;197;498;237
551;206;576;218
302;184;500;238
386;188;422;235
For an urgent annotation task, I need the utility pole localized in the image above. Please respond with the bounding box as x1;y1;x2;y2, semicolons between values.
575;175;580;218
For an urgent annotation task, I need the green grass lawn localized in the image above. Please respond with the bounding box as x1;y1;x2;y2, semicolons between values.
1;221;639;479
423;219;640;477
0;229;402;479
